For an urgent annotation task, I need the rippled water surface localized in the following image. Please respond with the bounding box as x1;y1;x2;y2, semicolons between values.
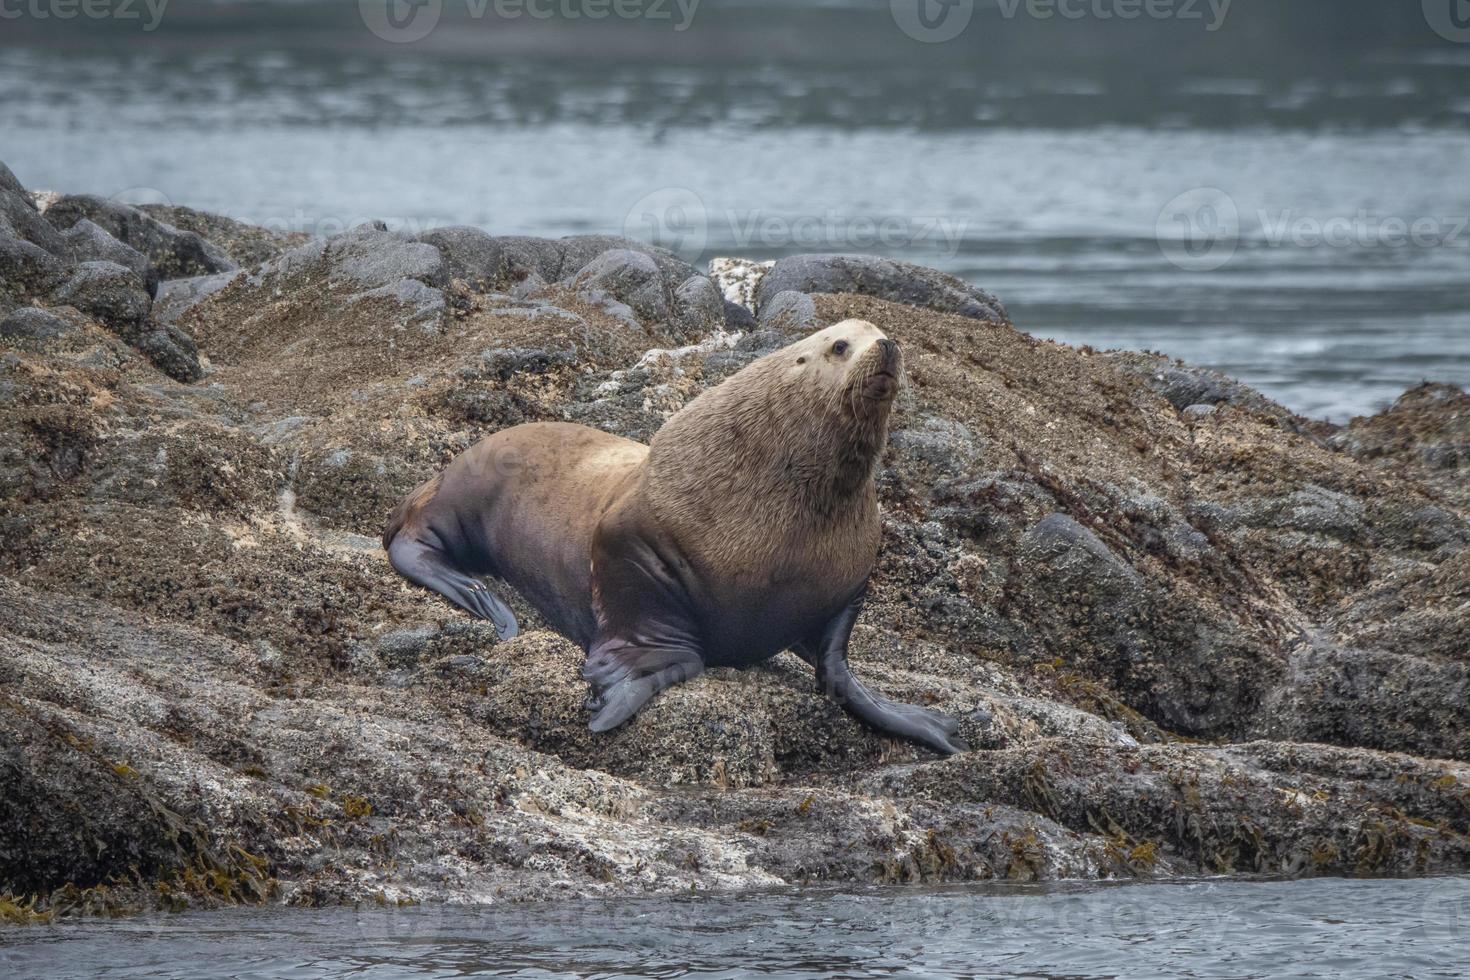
3;0;1469;418
4;877;1469;979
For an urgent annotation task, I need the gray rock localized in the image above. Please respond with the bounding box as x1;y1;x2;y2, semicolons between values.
357;277;446;326
50;261;152;335
413;228;568;292
46;260;202;381
43;194;237;280
672;275;725;335
0;235;67;305
63;219;158;294
264;225;446;292
417;226;511;290
1221;484;1367;542
754;254;1006;321
1259;640;1470;761
572;249;671;326
1110;352;1294;420
0;703;199;895
756;290;817;332
723;298;756;331
466;346;577;381
376;625;440;667
137;203;302;267
888;416;984;483
0;160;29;203
153;271;239;326
558;235;698;289
326;225;446;291
1020;513;1142;588
1;188;69;258
134;325;205;383
0;306;78;345
495;235;567;285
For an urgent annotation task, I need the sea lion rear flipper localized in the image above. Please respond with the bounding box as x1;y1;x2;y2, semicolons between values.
801;590;972;756
386;536;519;640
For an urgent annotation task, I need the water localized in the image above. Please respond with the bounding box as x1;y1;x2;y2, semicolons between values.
3;877;1469;979
2;1;1469;418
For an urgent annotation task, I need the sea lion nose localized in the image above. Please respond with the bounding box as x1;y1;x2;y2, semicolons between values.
877;339;900;370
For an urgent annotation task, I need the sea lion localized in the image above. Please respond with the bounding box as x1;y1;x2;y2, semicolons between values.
382;319;968;754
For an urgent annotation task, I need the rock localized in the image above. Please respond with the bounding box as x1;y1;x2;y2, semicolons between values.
756;289;817;332
722;298;756;331
492;235;566;286
0;703;202;895
262;224;445;291
322;225;446;291
1222;484;1368;541
754;254;1006;322
134;325;205;383
5;182;1470;914
47;261;203;381
1021;513;1141;588
1110;351;1298;421
412;232;700;309
50;260;152;335
153;271;239;326
572;248;671;327
0;235;67;307
416;226;513;290
1331;383;1470;506
43;194;237;280
0;160;30;202
137;203;304;266
672;275;725;335
558;235;698;291
62;219;157;294
1;187;69;258
1259;640;1470;761
709;256;772;309
357;278;446;326
0;307;78;346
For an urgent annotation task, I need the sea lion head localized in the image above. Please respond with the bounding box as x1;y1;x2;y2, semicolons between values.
648;319;904;523
781;318;904;423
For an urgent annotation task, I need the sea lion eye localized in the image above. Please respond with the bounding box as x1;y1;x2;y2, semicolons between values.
832;341;850;356
796;356;807;365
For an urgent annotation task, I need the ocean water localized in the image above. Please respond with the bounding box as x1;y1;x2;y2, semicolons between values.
4;877;1469;979
2;1;1468;418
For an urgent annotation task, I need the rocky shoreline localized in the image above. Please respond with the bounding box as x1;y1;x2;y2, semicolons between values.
2;160;1468;919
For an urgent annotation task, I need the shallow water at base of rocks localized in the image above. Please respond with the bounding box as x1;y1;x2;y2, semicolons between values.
5;877;1468;980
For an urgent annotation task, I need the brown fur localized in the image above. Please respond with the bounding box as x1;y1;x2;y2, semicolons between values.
381;320;960;745
643;322;899;622
381;472;442;551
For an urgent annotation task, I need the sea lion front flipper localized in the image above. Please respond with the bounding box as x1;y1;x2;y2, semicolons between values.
386;535;519;640
583;640;705;732
800;590;971;756
582;508;707;732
